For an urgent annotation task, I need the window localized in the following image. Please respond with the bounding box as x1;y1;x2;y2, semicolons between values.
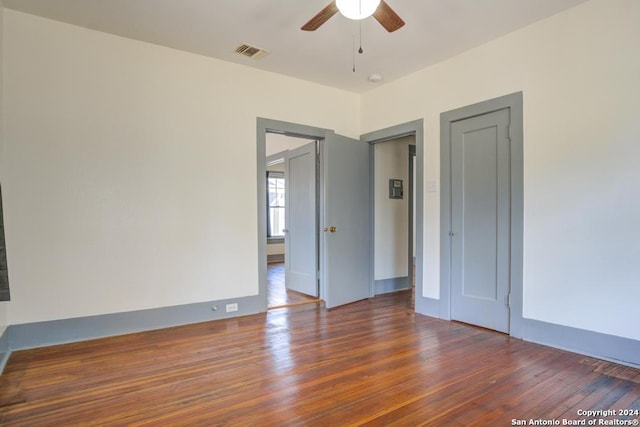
267;172;285;238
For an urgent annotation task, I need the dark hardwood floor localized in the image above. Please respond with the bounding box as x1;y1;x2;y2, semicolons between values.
1;291;638;426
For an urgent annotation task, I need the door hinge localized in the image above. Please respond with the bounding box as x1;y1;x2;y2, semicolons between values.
504;293;511;308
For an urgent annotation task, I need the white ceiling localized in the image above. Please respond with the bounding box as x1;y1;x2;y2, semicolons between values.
3;0;587;93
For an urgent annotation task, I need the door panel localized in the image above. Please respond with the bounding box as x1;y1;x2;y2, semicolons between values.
450;108;510;332
322;133;371;308
285;141;318;297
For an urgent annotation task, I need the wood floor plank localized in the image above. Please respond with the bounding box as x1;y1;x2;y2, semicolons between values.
1;291;639;426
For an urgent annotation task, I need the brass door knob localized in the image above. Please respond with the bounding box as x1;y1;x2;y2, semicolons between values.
329;226;337;233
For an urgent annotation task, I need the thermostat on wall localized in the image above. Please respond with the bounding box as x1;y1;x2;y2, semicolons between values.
389;179;403;199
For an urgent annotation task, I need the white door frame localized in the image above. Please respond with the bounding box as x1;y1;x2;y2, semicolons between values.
439;92;524;338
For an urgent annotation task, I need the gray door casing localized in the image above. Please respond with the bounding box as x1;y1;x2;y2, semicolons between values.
284;141;318;297
440;92;524;338
409;144;416;297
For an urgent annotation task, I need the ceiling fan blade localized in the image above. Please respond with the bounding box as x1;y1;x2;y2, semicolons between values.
373;0;405;32
301;2;339;31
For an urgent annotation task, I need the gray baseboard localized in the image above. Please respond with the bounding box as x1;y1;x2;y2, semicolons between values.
413;297;639;368
267;254;284;263
375;276;410;295
415;296;440;318
0;327;9;374
8;294;266;352
522;318;640;368
3;296;638;376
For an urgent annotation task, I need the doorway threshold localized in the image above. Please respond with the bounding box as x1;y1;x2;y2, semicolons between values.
268;299;323;310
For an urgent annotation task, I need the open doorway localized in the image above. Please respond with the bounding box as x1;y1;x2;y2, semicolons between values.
361;119;424;313
258;117;415;313
265;132;321;309
371;136;416;308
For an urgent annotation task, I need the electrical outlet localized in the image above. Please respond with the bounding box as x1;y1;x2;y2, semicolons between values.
226;303;238;313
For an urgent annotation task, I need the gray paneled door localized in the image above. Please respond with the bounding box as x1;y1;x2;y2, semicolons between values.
450;108;511;333
285;141;318;297
322;133;371;308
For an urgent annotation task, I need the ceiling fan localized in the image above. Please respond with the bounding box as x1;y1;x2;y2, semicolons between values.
301;0;405;33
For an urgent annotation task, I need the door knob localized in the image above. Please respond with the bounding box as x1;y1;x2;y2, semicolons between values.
329;226;337;233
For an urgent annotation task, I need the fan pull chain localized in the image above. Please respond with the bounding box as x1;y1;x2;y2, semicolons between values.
352;35;356;72
359;20;364;54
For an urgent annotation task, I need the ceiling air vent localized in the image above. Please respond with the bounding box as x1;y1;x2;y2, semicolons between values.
234;43;270;60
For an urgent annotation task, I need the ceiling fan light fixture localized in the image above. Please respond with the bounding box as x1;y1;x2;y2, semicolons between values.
336;0;381;20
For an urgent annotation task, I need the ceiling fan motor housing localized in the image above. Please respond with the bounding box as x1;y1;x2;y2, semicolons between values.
336;0;381;20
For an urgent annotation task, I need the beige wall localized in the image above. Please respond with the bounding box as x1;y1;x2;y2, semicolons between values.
361;0;640;340
2;10;359;324
3;1;639;344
